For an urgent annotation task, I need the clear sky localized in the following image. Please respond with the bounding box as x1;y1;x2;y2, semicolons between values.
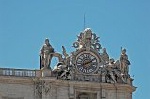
0;0;150;99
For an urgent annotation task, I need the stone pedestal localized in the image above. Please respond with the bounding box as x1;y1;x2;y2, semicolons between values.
41;68;52;77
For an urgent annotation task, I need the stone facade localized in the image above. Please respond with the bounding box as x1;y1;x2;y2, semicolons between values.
0;28;136;99
0;74;135;99
0;76;34;99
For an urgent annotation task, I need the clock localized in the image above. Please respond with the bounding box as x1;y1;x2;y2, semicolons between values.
75;51;100;74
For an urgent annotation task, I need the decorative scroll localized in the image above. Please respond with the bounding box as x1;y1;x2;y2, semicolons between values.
72;28;101;51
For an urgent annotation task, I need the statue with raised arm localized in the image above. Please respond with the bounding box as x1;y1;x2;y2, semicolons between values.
40;38;54;69
62;46;70;66
120;48;130;75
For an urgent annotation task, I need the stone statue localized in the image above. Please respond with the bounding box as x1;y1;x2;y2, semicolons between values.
114;60;126;83
62;46;70;67
83;28;92;48
120;48;130;75
101;48;109;64
40;38;64;70
53;62;70;79
40;38;54;69
52;46;72;80
106;58;125;83
105;58;117;83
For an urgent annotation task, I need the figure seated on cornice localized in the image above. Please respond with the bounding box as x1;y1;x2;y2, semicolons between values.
53;62;71;80
105;58;117;83
105;58;125;83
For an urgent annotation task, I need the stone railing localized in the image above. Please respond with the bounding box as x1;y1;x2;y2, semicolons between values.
0;68;37;77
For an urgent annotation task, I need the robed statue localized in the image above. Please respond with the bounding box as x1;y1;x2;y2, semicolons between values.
40;38;54;69
120;48;130;75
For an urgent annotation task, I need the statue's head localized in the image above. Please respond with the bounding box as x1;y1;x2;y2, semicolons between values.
103;48;106;53
45;38;49;45
122;48;126;54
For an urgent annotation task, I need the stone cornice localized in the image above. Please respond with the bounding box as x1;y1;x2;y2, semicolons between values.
0;76;34;85
0;76;136;93
40;77;136;93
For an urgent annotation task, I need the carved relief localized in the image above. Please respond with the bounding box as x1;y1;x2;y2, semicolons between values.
34;78;52;99
73;28;101;51
34;78;42;99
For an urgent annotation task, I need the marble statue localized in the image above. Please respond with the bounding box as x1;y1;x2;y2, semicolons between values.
105;58;125;83
52;46;71;80
83;28;92;48
101;48;109;64
105;58;117;83
62;46;70;67
40;39;64;70
120;48;130;75
53;62;70;79
40;38;54;69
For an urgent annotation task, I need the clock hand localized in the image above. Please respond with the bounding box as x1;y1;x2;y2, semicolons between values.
82;58;96;66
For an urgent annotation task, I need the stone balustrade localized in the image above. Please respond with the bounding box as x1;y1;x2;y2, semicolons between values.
0;68;36;77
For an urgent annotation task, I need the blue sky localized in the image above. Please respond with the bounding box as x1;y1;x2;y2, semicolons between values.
0;0;150;99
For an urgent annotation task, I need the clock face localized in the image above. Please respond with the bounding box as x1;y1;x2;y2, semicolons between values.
75;51;99;74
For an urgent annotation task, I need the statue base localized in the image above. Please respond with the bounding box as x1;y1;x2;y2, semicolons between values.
41;67;52;77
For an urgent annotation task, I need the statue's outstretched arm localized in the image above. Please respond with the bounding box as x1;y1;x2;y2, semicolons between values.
62;46;69;57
